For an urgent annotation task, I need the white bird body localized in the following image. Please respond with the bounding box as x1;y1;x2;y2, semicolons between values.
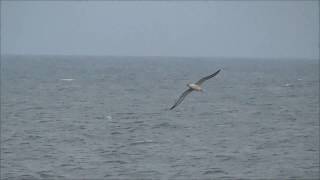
169;69;221;110
187;83;202;91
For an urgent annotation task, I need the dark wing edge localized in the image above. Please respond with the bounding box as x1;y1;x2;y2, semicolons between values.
195;69;221;85
169;88;193;110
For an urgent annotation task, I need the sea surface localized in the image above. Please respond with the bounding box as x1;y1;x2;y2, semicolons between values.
1;55;319;179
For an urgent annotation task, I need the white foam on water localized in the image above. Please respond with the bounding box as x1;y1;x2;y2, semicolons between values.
284;83;293;87
60;79;74;81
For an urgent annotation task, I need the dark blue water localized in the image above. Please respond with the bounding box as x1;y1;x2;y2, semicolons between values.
1;55;319;179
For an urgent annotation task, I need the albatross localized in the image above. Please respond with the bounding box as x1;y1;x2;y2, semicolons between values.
169;69;221;110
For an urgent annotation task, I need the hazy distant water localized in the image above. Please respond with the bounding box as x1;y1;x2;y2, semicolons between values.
1;55;319;179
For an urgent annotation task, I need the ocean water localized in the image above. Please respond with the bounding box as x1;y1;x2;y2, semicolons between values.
1;55;319;179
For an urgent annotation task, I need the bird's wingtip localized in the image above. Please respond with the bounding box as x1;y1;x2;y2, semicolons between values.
215;69;222;74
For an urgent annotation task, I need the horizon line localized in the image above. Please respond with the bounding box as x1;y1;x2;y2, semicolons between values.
1;53;319;61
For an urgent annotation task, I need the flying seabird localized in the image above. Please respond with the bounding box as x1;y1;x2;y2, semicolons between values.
169;69;221;110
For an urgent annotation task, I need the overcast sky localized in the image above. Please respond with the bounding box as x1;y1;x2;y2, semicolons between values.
1;1;319;59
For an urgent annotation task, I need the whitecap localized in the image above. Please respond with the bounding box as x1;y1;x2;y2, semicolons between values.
60;79;74;81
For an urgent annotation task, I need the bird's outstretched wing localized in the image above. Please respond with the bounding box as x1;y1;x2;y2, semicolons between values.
170;88;193;110
195;69;221;85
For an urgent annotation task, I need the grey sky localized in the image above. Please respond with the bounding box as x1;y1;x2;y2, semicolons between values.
1;1;319;59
